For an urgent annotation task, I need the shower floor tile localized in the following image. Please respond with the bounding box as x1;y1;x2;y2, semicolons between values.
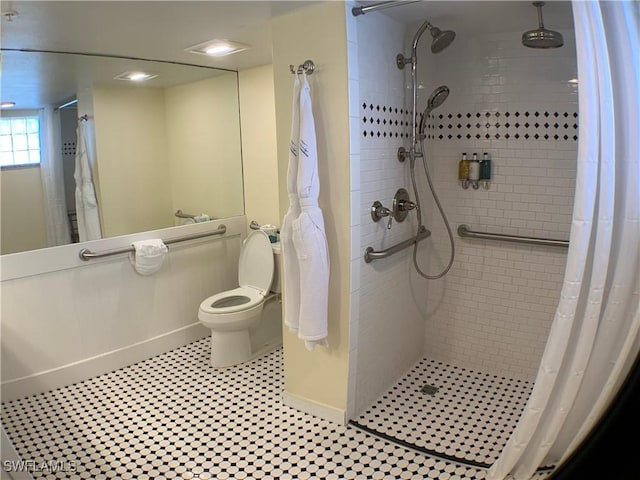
1;338;495;480
351;357;534;468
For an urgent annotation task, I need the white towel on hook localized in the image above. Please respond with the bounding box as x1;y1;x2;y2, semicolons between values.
280;74;329;351
130;239;168;276
280;73;303;336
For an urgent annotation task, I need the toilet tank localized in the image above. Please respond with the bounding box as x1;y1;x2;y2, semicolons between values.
270;242;282;293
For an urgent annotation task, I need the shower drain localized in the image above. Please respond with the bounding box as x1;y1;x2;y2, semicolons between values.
420;384;438;396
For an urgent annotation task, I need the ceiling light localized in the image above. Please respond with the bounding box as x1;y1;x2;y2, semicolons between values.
0;102;16;109
185;39;250;57
114;71;158;82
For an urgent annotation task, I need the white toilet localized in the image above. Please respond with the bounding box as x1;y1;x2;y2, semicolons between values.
198;230;281;367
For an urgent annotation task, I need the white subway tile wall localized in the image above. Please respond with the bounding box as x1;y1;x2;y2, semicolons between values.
419;29;578;379
348;10;432;416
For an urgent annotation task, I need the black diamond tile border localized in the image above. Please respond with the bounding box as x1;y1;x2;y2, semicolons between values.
1;338;501;480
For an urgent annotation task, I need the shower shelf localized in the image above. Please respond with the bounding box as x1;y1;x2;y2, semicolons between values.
364;225;431;263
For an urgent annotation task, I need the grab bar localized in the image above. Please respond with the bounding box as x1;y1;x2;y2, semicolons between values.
457;224;569;248
364;225;431;263
175;209;198;219
79;224;227;261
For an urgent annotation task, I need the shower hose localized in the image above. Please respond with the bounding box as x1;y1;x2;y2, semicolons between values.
409;138;455;280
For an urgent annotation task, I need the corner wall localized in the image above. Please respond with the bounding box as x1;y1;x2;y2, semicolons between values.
271;1;351;421
347;8;431;417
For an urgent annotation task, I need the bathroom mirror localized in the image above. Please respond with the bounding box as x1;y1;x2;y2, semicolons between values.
0;49;245;254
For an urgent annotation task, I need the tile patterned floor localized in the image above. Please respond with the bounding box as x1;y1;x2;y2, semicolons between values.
352;357;534;468
2;338;497;480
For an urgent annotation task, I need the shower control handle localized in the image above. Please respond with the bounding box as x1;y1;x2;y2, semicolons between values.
371;201;392;226
397;199;417;212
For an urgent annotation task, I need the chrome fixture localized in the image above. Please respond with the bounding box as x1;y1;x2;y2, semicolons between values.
79;225;227;261
289;59;315;75
397;20;456;280
364;225;431;263
371;201;393;229
522;2;564;49
392;188;416;223
351;0;421;17
418;85;450;139
458;224;569;248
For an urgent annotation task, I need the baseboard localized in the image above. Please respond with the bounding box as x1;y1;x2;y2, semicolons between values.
1;323;210;402
282;391;347;425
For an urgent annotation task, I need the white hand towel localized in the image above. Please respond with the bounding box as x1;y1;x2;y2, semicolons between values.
130;239;168;276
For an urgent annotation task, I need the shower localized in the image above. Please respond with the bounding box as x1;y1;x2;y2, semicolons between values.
522;1;564;49
397;20;456;280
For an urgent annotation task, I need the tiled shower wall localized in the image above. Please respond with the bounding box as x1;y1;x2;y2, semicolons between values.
347;9;431;416
417;29;578;380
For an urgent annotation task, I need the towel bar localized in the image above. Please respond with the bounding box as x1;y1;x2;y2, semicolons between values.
457;224;569;248
79;225;227;261
364;225;431;263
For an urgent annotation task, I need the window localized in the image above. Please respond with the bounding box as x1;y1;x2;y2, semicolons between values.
0;114;41;167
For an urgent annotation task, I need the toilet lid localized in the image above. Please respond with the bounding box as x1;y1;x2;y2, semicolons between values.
238;230;274;296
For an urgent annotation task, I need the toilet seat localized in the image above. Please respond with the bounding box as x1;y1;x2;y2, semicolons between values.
199;287;264;315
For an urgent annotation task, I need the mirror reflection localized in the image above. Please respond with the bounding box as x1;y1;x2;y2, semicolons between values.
0;50;245;255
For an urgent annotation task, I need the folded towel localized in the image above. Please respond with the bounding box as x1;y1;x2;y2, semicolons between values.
130;239;168;276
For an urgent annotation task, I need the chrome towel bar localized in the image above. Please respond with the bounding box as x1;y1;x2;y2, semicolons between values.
364;225;431;263
457;224;569;248
78;225;227;261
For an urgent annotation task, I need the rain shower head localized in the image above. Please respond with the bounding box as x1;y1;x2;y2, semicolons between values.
522;2;564;49
419;85;449;135
429;25;456;54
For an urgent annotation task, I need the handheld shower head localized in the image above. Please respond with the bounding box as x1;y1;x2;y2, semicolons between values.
418;85;450;136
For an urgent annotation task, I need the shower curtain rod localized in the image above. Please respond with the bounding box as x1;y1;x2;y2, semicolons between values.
352;0;421;17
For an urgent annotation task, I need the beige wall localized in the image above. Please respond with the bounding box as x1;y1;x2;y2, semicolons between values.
238;65;280;229
0;167;48;254
272;1;352;416
92;85;173;237
165;74;244;220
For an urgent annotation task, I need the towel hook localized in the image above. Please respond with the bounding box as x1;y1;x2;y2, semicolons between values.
289;59;315;75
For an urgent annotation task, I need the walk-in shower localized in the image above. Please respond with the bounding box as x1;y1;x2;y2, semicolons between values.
397;20;456;279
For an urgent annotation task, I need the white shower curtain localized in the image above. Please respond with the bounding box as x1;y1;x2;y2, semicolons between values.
488;2;639;479
74;119;102;242
39;107;71;246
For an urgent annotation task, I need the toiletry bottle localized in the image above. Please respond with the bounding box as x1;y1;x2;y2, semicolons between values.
458;152;470;188
469;152;480;189
480;152;492;189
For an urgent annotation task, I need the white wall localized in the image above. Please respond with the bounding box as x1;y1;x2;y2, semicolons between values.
92;85;174;237
238;65;280;229
0;166;49;254
418;28;578;379
165;74;244;220
272;1;352;422
0;218;244;401
348;8;432;417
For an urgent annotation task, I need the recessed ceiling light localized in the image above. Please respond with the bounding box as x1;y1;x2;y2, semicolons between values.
0;102;16;109
114;71;158;82
185;39;250;57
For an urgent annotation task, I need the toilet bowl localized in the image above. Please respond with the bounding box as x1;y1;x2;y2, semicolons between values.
198;230;278;367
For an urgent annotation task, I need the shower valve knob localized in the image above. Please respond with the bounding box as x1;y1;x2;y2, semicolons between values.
371;201;392;223
397;199;417;212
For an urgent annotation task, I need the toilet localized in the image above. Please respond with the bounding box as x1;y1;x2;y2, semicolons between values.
198;230;281;367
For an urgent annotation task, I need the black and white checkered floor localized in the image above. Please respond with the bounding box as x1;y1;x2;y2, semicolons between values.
351;358;534;468
1;337;549;480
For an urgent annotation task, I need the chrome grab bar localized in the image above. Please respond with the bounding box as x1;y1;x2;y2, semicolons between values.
364;225;431;263
457;224;569;248
79;224;227;261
